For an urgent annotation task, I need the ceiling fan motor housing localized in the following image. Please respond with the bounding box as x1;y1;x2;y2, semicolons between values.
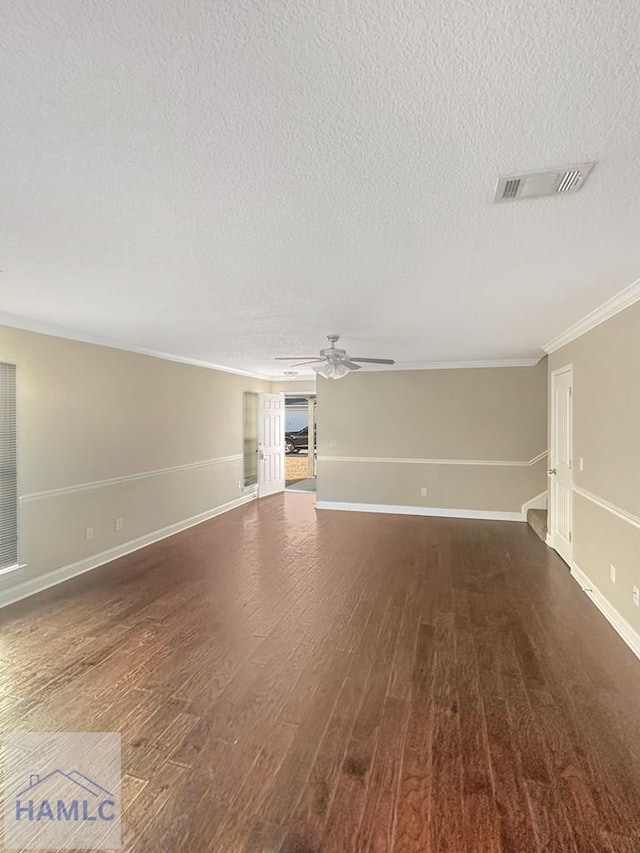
320;346;347;361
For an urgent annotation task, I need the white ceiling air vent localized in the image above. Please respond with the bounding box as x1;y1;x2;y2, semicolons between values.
494;162;595;203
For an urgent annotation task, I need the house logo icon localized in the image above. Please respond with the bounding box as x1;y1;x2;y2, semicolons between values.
15;769;117;823
4;731;121;850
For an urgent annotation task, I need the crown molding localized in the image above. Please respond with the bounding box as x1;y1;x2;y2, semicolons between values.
270;374;319;382
0;312;544;378
0;312;273;381
543;277;640;354
272;358;542;380
319;358;542;374
380;358;541;370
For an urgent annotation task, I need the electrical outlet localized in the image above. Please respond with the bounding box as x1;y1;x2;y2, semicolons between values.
115;518;123;531
610;564;616;583
634;587;639;607
420;487;427;496
86;527;93;541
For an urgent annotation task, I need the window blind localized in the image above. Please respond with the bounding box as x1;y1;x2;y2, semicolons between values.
0;362;17;570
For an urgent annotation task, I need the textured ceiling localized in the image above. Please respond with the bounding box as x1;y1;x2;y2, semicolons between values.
2;0;640;377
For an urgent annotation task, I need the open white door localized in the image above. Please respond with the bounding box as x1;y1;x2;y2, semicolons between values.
549;366;573;565
258;393;285;497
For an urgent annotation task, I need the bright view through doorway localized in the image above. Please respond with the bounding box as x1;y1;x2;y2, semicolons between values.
285;395;316;493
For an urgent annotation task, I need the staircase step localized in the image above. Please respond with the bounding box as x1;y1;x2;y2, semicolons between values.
527;508;548;542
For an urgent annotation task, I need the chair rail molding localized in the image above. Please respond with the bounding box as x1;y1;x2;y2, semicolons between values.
573;485;640;532
20;454;244;503
318;451;547;468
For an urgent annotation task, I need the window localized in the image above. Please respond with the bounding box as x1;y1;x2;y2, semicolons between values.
0;362;18;570
242;392;258;488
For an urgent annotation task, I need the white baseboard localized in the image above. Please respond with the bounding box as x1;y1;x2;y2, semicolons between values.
570;562;640;663
521;490;548;520
0;493;257;611
315;501;523;522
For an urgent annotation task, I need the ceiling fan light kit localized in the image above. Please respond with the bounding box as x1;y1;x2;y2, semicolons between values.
313;360;350;380
275;335;395;380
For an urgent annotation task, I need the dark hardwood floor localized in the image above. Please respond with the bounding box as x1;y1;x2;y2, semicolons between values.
2;494;640;851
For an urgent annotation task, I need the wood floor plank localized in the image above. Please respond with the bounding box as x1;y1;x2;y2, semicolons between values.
392;622;436;853
525;779;578;853
119;761;188;850
483;693;538;852
319;580;407;851
352;695;409;852
281;673;370;852
2;495;640;851
459;695;501;853
429;705;465;853
602;832;640;853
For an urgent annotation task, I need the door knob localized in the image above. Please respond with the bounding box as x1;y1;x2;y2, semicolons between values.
548;468;557;475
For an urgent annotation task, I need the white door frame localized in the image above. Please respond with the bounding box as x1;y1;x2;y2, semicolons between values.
549;364;573;564
307;396;316;479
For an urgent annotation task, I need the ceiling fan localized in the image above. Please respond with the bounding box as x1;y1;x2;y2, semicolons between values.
275;335;395;379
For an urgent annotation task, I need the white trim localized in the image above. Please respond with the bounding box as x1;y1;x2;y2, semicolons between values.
0;311;272;380
521;490;548;520
548;364;573;564
543;277;640;353
280;359;541;379
570;562;640;663
317;451;547;468
338;358;542;372
315;501;523;522
0;493;256;611
573;485;640;532
20;454;243;503
0;563;28;577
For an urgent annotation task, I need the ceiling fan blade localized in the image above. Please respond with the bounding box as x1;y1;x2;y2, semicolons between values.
342;360;362;370
274;356;320;360
350;357;395;364
350;357;395;365
289;359;325;367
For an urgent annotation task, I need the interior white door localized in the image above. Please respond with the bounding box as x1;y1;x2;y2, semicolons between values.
258;393;285;497
550;367;573;564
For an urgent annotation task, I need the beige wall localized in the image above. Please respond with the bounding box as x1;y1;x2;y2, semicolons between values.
316;360;548;513
0;325;269;598
549;299;640;633
270;379;317;394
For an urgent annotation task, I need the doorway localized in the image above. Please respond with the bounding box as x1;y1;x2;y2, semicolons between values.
549;365;573;565
285;394;317;493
